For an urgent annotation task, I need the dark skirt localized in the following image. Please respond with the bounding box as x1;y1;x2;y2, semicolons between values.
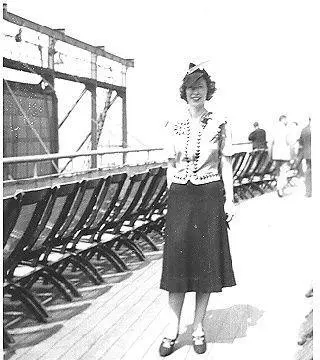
160;181;236;293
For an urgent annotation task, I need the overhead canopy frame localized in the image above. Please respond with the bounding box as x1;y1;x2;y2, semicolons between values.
3;5;134;167
3;8;134;68
3;57;126;97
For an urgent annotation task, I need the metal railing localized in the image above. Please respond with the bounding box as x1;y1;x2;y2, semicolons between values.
3;142;253;181
3;147;164;180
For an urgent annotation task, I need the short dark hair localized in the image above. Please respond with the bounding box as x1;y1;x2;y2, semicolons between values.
253;122;259;127
179;69;216;102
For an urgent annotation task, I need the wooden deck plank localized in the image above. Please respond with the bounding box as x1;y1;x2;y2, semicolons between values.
11;260;161;360
94;292;166;359
141;323;174;359
77;280;162;359
120;305;168;360
58;261;162;360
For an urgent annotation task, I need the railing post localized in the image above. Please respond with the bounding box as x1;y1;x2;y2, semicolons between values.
122;91;127;164
90;52;98;168
33;163;38;178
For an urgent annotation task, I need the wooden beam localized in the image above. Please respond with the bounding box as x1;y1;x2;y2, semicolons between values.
3;10;134;68
3;57;126;96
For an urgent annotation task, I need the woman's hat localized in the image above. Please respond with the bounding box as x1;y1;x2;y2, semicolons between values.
183;61;209;88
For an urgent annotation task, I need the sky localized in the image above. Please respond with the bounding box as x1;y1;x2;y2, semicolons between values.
2;0;320;149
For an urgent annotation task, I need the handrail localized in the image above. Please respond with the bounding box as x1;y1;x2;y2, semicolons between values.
3;147;163;165
3;143;253;165
3;143;253;182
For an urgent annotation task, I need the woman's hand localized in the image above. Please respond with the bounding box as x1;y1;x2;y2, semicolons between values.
224;200;236;223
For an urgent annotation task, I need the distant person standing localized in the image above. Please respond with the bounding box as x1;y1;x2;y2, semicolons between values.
269;115;292;197
299;118;312;197
288;121;301;161
248;122;267;150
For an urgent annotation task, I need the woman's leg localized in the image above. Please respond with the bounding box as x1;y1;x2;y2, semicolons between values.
164;292;185;338
193;292;210;335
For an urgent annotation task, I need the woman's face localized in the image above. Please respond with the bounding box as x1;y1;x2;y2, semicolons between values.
186;77;208;107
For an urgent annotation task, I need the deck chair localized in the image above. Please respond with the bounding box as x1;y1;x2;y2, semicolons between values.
20;181;106;294
148;181;168;230
92;172;151;262
234;151;265;199
232;151;247;177
3;188;79;312
231;151;248;201
39;178;108;285
118;167;167;251
3;327;15;349
246;152;276;193
128;167;167;222
3;194;49;324
259;158;278;190
243;150;269;195
53;174;130;274
233;152;254;200
124;167;168;241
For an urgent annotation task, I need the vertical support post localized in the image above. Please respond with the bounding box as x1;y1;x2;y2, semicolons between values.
90;53;98;168
122;91;128;164
47;36;59;173
121;64;127;87
48;37;56;72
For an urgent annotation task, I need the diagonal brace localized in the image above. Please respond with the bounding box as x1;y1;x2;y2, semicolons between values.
59;87;88;128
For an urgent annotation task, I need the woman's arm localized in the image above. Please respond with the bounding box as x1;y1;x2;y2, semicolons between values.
221;155;234;206
166;158;176;189
219;119;235;221
163;121;176;189
268;138;274;159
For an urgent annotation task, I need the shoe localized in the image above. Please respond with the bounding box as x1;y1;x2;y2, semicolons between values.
159;336;177;357
192;334;207;354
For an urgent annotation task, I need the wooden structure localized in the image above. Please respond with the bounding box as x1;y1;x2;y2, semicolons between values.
2;3;134;174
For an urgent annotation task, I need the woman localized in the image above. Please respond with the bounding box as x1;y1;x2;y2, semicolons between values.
159;63;236;356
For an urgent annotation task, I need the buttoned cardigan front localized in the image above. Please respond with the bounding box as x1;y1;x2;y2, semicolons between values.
164;111;233;185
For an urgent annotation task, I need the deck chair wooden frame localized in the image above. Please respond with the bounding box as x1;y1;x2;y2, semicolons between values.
62;174;131;273
19;182;103;295
3;188;79;314
234;151;265;199
39;178;108;285
3;195;49;324
95;172;151;262
122;168;168;248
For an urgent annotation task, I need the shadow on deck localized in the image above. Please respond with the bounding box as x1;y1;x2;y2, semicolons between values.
4;180;313;360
